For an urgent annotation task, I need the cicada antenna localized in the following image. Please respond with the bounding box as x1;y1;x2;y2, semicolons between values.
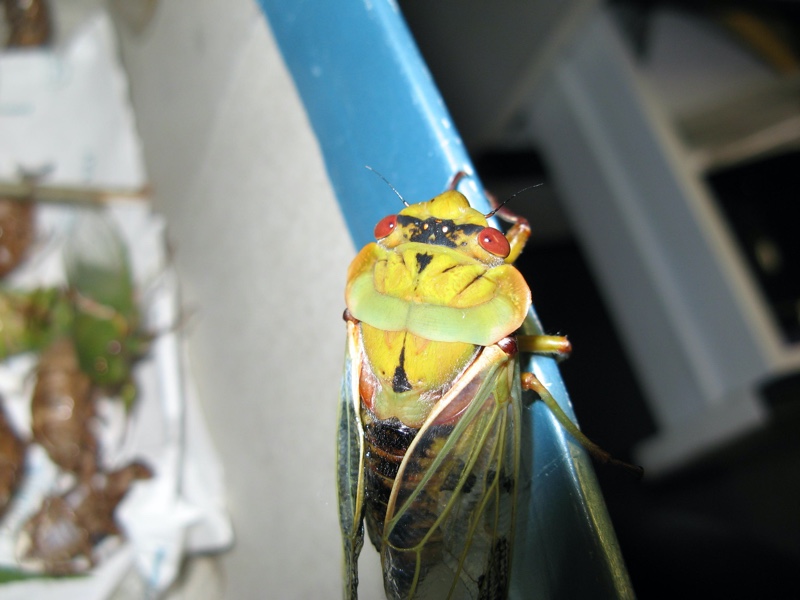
484;182;544;218
365;165;409;207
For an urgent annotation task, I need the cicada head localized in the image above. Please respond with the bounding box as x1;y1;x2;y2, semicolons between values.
347;185;531;348
373;190;511;266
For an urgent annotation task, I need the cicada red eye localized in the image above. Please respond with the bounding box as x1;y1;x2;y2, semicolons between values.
374;214;398;239
478;227;510;257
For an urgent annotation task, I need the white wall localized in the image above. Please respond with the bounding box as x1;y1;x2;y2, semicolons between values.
113;1;381;596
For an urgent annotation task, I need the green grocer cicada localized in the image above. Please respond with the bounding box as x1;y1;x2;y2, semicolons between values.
63;211;150;409
338;179;636;600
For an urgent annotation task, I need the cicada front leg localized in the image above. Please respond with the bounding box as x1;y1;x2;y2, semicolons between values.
492;204;530;266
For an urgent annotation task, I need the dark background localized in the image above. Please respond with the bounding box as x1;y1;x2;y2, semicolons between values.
400;1;800;597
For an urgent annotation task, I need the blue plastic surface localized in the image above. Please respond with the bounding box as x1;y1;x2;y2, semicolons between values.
257;2;634;598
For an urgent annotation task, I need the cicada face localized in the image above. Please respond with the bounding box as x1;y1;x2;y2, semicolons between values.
339;186;532;600
372;190;511;265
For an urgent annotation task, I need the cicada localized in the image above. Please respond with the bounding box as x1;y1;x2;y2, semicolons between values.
63;211;149;409
338;176;598;600
3;0;52;47
31;337;97;479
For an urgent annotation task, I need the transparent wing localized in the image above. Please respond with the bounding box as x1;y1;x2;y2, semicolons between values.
337;319;366;599
63;210;135;314
382;345;522;600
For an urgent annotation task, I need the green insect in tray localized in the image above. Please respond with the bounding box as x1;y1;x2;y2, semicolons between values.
336;172;637;600
64;211;150;409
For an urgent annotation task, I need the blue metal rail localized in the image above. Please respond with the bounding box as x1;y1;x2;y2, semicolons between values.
257;1;634;598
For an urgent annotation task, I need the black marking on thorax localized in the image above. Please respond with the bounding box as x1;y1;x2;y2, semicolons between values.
416;252;433;272
392;346;412;393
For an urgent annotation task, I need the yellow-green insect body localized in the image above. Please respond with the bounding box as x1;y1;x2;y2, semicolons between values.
339;187;536;599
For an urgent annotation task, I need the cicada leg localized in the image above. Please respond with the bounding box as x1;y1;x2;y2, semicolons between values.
517;334;572;360
518;334;643;478
446;171;533;265
445;170;469;191
490;202;530;265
